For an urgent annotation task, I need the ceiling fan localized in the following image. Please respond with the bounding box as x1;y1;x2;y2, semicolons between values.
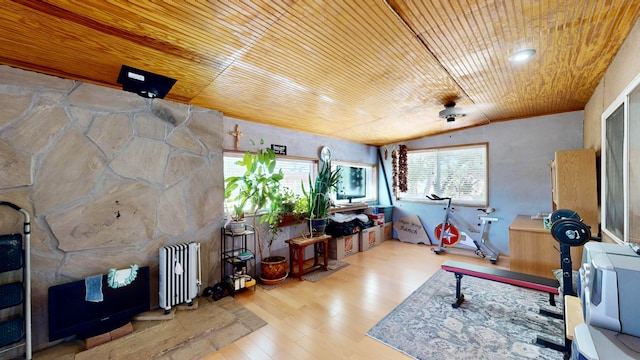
438;102;467;122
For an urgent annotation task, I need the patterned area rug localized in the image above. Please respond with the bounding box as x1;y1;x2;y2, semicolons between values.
258;260;349;290
367;269;564;360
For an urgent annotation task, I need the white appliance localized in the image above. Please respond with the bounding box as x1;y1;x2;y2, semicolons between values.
571;323;640;360
582;252;640;336
579;242;637;300
159;242;201;313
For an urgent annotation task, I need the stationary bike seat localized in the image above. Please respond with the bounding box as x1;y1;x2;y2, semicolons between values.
477;207;495;214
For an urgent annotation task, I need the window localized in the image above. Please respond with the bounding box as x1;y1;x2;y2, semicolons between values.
331;161;377;204
602;75;640;243
223;153;316;212
224;154;378;212
603;104;624;241
398;143;488;206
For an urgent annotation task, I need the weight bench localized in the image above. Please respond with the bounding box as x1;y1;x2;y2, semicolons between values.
441;260;560;309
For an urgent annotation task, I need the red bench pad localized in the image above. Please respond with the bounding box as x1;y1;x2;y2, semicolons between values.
441;260;559;294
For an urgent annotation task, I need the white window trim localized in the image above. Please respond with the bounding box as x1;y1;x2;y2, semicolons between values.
601;72;640;244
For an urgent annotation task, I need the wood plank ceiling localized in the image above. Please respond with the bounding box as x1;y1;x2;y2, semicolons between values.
1;1;638;146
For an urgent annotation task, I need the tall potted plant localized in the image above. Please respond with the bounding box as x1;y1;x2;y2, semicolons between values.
224;140;287;282
301;159;341;236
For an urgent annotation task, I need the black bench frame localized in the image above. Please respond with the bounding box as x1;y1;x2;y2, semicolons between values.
441;260;570;354
441;260;560;308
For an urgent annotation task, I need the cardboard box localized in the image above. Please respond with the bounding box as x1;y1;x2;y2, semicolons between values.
376;225;383;245
329;234;359;259
359;225;381;251
382;222;393;241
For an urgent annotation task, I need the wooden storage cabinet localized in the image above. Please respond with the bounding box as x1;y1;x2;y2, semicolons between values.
549;149;599;233
509;215;583;279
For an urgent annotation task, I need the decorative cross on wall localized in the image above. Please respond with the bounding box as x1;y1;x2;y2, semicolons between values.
229;124;243;150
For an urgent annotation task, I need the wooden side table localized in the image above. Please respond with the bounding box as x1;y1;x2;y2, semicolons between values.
285;234;331;280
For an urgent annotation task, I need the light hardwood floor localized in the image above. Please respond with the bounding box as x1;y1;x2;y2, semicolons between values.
205;239;510;360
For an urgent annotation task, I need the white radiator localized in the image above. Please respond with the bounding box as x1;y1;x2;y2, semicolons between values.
159;242;201;313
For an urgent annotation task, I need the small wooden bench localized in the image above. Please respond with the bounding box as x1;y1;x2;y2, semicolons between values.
441;260;560;308
285;234;331;280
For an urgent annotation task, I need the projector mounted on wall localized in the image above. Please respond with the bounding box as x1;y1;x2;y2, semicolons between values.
117;65;176;99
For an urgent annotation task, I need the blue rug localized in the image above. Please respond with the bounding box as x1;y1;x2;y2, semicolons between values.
367;269;564;359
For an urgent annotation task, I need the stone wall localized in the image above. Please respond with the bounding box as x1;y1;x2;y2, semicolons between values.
0;65;224;350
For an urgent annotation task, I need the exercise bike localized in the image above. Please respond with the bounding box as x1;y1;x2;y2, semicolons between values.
427;194;500;264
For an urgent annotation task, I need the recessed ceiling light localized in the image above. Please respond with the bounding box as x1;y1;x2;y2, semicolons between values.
508;49;536;62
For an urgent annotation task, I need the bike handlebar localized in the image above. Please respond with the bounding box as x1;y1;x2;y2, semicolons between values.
426;194;451;201
427;195;495;214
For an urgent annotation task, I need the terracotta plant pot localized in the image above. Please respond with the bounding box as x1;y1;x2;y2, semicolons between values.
278;214;303;227
260;256;287;281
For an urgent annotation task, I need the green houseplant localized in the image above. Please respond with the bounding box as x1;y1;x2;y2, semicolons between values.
277;187;305;227
224;140;287;281
301;159;341;236
224;203;246;234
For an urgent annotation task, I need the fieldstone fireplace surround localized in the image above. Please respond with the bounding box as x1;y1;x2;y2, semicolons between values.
0;65;225;351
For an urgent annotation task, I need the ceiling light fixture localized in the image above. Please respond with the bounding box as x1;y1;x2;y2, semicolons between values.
508;49;536;63
438;102;466;122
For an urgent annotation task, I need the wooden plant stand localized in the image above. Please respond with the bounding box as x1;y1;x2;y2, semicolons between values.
285;234;331;280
